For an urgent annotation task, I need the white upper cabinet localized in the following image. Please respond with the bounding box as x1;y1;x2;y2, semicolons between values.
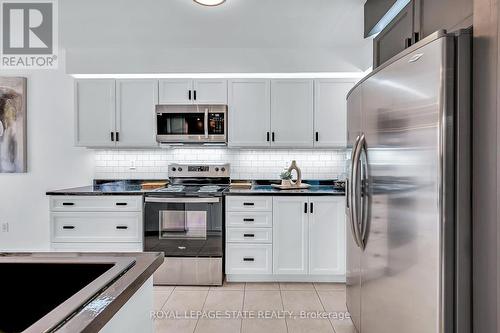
193;79;227;104
273;196;309;275
116;80;158;148
228;79;271;147
158;79;227;105
158;79;193;104
271;79;314;148
314;80;355;148
75;79;116;147
308;196;346;276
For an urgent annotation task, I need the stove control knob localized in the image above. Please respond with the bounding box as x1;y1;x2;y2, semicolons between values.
215;167;219;172
171;167;176;172
178;167;183;172
221;167;226;172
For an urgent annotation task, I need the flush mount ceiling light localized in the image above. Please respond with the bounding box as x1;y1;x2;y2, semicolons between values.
193;0;226;6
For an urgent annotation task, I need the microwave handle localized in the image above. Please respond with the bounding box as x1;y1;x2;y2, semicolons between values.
204;108;209;139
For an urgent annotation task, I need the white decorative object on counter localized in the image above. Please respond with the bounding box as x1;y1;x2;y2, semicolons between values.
274;160;311;190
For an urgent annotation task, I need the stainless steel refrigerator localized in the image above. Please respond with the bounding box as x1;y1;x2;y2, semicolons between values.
345;30;471;333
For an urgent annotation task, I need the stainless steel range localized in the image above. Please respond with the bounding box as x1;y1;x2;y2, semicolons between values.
144;163;230;286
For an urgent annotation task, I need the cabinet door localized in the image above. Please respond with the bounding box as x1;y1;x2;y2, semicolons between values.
271;79;314;148
373;1;414;68
273;196;308;275
314;80;355;148
228;79;271;147
75;79;116;147
116;80;158;147
193;79;227;104
158;79;193;104
309;197;346;276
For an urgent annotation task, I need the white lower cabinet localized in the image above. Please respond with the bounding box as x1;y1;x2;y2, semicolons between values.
272;196;308;275
225;195;346;282
49;195;143;252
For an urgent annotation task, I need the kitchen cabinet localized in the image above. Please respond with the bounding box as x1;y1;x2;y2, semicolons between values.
49;195;143;252
116;80;158;147
158;79;227;105
228;79;271;147
75;79;116;147
75;79;159;148
372;0;472;68
271;79;314;148
308;197;346;276
314;80;355;148
272;196;309;275
225;195;346;282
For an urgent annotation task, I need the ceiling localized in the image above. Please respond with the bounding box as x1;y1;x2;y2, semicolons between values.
60;0;367;49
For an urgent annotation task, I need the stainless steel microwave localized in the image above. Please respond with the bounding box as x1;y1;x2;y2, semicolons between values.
155;105;227;144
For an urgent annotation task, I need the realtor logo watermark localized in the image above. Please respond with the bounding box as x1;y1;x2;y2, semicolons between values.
0;0;58;69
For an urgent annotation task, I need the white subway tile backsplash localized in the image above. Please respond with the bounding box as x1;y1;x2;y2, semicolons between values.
94;148;347;180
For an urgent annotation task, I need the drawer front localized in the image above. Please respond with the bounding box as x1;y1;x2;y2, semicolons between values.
226;211;272;228
50;196;143;212
226;244;272;275
51;242;142;252
226;196;272;212
51;212;142;242
226;228;272;243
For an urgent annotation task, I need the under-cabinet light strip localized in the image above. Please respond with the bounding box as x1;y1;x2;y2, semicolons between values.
71;72;365;79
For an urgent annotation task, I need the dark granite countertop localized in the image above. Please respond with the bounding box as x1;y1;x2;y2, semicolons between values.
1;252;163;333
225;180;345;196
46;180;167;196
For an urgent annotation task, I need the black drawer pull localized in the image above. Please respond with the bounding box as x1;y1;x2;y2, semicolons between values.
243;218;255;222
243;257;255;262
116;225;128;230
62;202;74;206
62;225;75;229
243;202;255;206
115;202;128;206
243;233;255;237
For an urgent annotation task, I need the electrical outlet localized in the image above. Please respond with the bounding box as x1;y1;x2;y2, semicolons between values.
1;222;9;233
129;160;136;170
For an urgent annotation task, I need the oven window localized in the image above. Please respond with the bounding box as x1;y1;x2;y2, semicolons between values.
159;210;207;239
157;113;205;135
208;113;225;135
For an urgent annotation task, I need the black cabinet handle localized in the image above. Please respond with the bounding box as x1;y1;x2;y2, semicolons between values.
272;132;275;142
304;202;308;214
243;233;255;238
62;202;74;206
193;90;197;100
243;218;255;222
405;37;412;48
115;132;119;142
115;202;128;206
188;90;191;100
243;257;255;262
310;202;314;214
243;202;255;206
315;132;319;142
63;225;75;229
413;32;420;43
110;132;114;141
267;132;270;142
116;225;128;230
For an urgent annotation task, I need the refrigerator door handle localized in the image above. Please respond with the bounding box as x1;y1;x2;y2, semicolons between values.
358;134;369;245
349;135;364;248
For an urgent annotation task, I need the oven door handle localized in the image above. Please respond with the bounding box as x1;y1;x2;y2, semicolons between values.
145;197;220;203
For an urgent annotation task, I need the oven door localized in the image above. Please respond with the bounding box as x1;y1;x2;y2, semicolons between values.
156;105;227;143
144;197;223;257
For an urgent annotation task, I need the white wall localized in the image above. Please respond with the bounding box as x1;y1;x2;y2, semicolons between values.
94;149;348;180
0;52;94;251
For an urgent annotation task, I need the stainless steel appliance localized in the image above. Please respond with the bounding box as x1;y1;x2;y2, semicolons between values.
345;30;471;333
155;104;227;144
144;163;230;285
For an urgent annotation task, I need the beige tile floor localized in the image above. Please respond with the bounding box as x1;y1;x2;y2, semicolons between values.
153;282;357;333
